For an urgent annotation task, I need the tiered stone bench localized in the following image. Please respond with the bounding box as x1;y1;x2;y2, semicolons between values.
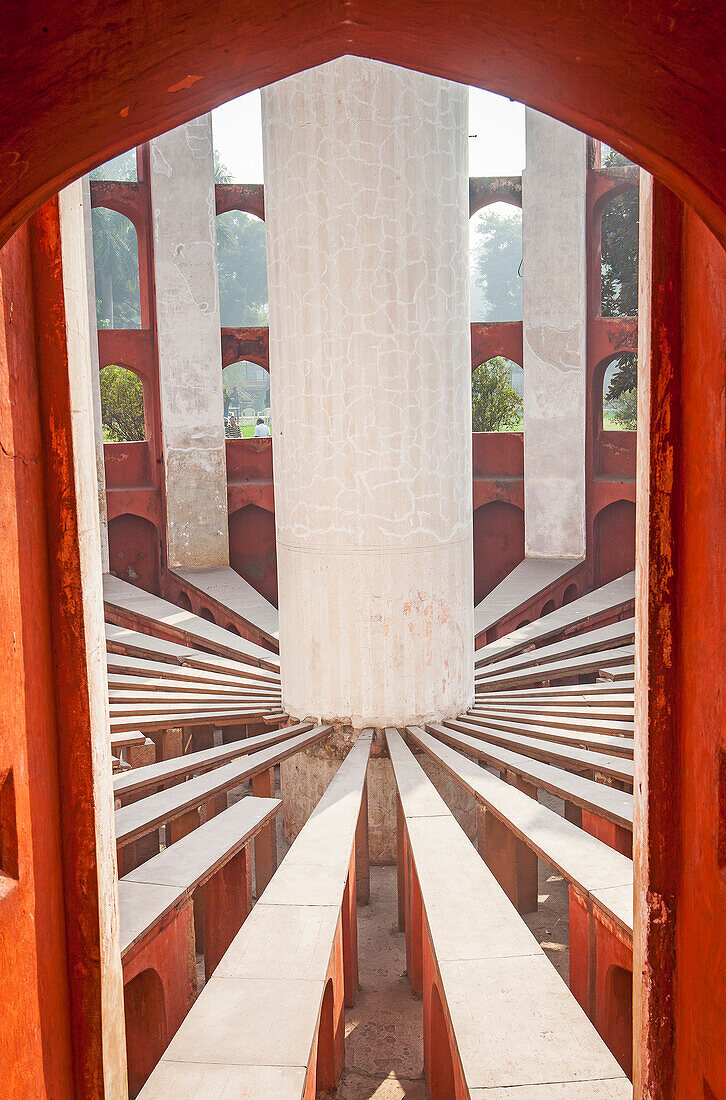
405;725;634;1073
114;722;314;801
120;795;280;1096
442;718;634;784
175;565;280;650
107;650;282;693
476;616;635;683
387;728;631;1093
470;703;634;734
473;557;583;642
431;721;633;856
116;725;330;881
138;731;373;1099
476;571;635;664
104;573;280;672
476;645;635;694
461;712;635;756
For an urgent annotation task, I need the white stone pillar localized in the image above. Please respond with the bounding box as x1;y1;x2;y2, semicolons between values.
81;175;109;571
150;115;228;569
522;109;588;559
262;58;473;728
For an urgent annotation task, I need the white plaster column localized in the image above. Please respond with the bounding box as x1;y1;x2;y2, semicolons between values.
58;180;128;1096
522;109;588;558
81;175;109;571
262;58;473;728
150;115;228;569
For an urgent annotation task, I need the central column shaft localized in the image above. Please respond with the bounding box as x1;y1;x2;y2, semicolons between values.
262;58;473;727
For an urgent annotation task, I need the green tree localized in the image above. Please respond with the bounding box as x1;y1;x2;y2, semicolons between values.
472;209;522;322
100;365;145;441
91;208;142;328
601;149;639;317
216;210;269;325
90;152;142;329
472;357;523;431
604;352;637;429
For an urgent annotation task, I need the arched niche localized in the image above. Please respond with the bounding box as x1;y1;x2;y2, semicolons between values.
216;210;268;326
473;501;525;603
228;504;277;607
91;207;142;329
223;360;271;435
541;598;556;616
123;966;166;1098
472;356;523;432
177;591;192;612
601;352;637;431
100;363;145;441
593;500;636;587
108;514;161;594
562;582;579;606
599;185;639;318
470;201;522;323
199;607;216;623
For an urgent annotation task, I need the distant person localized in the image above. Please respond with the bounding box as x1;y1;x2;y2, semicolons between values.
227;414;241;438
254;417;271;438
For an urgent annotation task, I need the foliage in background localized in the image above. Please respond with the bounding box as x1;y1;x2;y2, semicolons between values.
601;149;639;318
600;149;639;428
215;151;269;325
472;357;523;432
471;209;522;322
216;211;269;325
604;351;637;429
90;154;142;329
100;365;145;441
91;208;142;329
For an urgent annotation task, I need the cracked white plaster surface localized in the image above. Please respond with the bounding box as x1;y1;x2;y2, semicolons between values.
522;108;588;560
262;57;474;726
150;114;228;568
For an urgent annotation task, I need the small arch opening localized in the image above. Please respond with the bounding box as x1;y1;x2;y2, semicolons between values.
562;583;579;606
315;977;336;1093
470;202;522;322
541;599;556;616
223;361;271;436
108;514;161;594
473;502;524;603
225;623;240;635
91;208;142;328
472;357;523;432
600;180;639;318
100;364;145;441
603;353;637;431
177;592;193;612
123;967;166;1098
216;210;268;325
199;607;216;623
593;501;636;587
605;964;633;1077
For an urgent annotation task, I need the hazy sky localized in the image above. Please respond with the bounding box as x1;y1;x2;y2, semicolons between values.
212;85;526;184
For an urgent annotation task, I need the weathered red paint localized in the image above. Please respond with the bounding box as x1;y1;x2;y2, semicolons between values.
0;3;724;1093
473;500;525;604
0;217;75;1098
229;503;279;608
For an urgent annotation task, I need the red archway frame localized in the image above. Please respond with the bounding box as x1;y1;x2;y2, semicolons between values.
1;0;726;249
1;5;725;1098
